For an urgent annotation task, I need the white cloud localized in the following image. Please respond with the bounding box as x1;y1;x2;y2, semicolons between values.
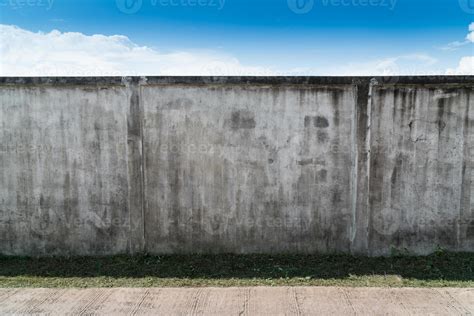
446;56;474;75
441;22;474;51
0;24;274;76
440;23;474;75
441;41;469;51
327;54;440;76
466;22;474;42
0;24;467;76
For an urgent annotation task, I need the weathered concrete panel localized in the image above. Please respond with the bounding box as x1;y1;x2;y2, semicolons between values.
0;77;473;256
0;85;134;255
368;85;474;255
142;85;357;253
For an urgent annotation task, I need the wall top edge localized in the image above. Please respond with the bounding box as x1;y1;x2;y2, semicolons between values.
0;76;473;86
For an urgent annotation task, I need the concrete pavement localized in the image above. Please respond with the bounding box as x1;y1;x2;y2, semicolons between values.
0;287;472;315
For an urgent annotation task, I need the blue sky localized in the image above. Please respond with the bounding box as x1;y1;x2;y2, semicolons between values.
0;0;473;75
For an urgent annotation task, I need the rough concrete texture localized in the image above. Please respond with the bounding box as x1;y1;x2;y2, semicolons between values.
0;287;472;315
0;84;135;256
368;86;474;255
0;77;473;256
142;85;356;253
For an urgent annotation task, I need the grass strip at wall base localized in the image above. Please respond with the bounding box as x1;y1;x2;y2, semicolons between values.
0;252;472;288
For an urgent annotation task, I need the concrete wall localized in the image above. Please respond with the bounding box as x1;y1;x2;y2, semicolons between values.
0;77;473;256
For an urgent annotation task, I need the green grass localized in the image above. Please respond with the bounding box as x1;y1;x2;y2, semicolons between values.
0;252;472;288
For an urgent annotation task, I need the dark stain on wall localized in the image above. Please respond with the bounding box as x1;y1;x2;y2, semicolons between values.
297;158;314;166
317;131;329;143
315;116;330;128
230;111;256;130
318;169;328;182
163;98;193;110
304;116;330;128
